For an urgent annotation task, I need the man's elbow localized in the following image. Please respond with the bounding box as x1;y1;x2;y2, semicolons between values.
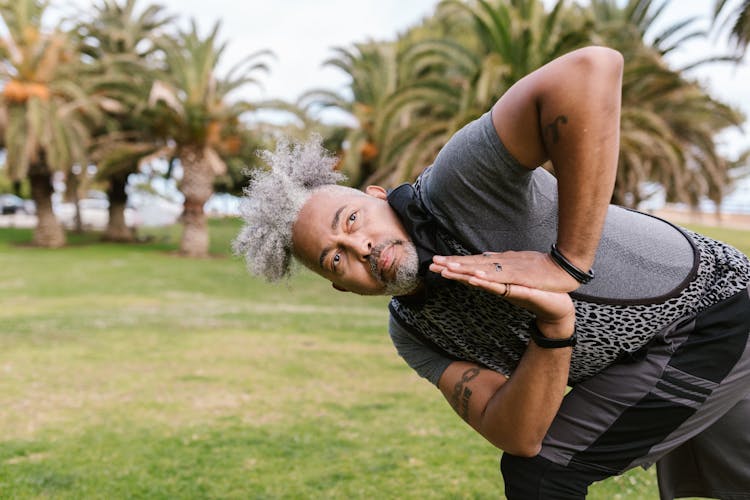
485;430;543;458
574;46;624;78
495;439;542;458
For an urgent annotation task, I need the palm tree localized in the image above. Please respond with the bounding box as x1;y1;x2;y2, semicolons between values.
0;0;100;247
438;0;590;87
76;0;173;241
149;20;271;257
587;0;744;207
714;0;750;56
367;0;589;185
214;125;271;198
298;41;408;188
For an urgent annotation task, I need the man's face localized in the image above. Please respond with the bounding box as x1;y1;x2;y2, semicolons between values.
292;185;421;296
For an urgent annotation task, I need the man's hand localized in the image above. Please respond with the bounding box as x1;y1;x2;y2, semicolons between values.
431;250;580;295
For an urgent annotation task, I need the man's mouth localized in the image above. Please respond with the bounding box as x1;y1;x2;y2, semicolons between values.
370;241;400;282
378;244;395;278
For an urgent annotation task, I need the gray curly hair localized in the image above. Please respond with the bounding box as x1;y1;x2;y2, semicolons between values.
233;135;345;281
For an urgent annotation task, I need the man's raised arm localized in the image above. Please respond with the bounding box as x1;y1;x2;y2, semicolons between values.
493;46;623;285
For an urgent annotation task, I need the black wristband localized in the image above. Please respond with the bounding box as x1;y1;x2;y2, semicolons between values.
549;244;595;284
529;320;577;349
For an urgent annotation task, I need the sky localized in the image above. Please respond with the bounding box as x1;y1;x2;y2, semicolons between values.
53;0;442;111
49;0;748;156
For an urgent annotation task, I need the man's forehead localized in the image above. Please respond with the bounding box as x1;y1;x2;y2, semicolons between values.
291;187;363;261
300;186;366;218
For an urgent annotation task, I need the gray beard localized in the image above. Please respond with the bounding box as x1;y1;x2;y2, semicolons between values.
369;240;421;296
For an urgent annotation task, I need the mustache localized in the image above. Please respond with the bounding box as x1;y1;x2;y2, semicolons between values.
369;240;404;280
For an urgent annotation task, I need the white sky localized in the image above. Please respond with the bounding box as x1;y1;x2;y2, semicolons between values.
50;0;749;157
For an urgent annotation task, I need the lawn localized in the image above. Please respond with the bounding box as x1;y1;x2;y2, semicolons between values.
0;219;747;499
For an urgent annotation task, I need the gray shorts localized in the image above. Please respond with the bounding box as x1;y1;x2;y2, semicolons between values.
657;394;750;499
538;286;750;497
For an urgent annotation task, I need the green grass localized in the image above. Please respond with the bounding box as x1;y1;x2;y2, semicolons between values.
1;219;746;499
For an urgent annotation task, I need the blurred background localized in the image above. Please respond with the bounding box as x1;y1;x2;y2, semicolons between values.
1;1;749;498
1;0;749;252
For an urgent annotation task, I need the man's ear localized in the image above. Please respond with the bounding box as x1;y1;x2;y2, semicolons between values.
332;283;349;293
365;185;388;200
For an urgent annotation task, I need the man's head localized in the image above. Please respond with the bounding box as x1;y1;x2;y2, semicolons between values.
291;184;421;295
234;137;421;296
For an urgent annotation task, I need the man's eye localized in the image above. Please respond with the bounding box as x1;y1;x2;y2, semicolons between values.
332;254;341;268
348;212;357;224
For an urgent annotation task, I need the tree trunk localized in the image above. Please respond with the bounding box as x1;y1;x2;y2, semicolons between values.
104;174;134;242
29;170;65;248
178;146;214;257
67;172;83;233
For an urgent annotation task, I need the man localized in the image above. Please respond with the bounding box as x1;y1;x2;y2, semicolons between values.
235;46;750;499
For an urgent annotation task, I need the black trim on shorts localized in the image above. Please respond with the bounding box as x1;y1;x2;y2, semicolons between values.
667;289;750;383
655;381;707;404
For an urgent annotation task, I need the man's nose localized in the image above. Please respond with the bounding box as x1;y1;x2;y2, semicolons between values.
349;235;372;260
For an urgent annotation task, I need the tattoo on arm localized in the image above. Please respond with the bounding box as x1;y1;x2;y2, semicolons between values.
544;115;568;144
449;367;481;421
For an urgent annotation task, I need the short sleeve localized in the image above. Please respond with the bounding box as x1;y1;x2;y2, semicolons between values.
418;111;559;254
388;314;454;386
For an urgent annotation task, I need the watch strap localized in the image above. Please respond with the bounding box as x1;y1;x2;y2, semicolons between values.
529;320;577;348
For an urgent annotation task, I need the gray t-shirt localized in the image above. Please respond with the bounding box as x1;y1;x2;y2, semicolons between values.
389;111;750;385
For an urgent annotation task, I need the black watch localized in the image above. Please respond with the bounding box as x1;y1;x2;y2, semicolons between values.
529;320;577;349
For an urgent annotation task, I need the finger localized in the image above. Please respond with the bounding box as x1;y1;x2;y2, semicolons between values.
429;263;451;274
433;264;507;286
468;276;550;300
438;268;481;287
433;254;499;265
467;277;546;309
467;276;512;296
445;261;482;276
431;262;459;273
447;269;500;291
432;262;496;277
468;277;574;317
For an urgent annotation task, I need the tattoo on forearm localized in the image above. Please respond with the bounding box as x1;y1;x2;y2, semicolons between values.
459;387;473;420
544;115;568;144
449;367;481;421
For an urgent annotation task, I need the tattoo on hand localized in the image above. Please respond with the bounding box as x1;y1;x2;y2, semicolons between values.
449;367;481;421
545;115;568;144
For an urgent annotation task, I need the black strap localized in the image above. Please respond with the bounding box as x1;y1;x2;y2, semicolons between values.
529;320;577;348
549;244;595;284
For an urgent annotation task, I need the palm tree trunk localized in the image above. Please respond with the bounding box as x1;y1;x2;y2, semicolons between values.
29;170;65;248
104;174;134;242
67;173;83;233
178;146;214;257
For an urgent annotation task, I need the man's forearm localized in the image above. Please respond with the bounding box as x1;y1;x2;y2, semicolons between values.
538;47;623;270
478;321;572;456
438;318;573;457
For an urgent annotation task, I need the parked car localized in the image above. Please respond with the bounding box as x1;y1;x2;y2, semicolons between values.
0;194;34;215
54;197;141;229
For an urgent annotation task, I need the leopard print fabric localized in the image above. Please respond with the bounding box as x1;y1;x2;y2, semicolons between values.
390;229;750;384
